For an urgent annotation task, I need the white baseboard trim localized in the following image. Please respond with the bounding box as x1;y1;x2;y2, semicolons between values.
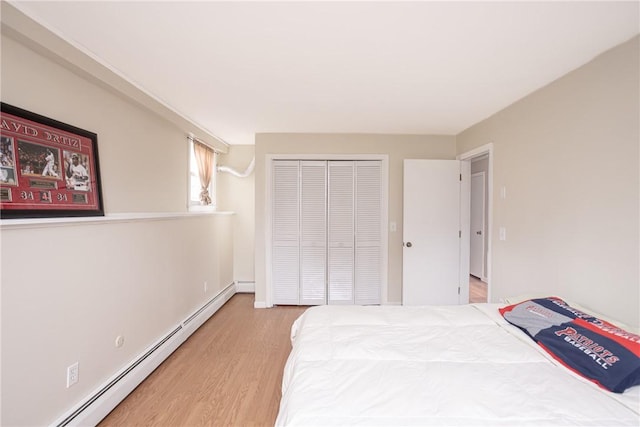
254;301;268;309
181;283;236;336
235;281;255;293
51;282;236;427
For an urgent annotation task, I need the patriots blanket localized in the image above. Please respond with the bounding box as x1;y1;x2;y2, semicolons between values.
500;297;640;393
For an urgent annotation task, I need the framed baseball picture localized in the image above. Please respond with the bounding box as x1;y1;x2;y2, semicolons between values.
0;103;104;219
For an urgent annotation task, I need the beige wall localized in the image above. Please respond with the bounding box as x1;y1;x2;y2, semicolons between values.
457;36;639;328
254;133;456;305
1;215;233;426
1;28;234;426
1;37;188;213
217;145;256;282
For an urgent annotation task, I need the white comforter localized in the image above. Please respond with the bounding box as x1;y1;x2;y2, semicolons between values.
276;304;640;426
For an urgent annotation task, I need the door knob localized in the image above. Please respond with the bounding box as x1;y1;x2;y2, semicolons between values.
476;231;482;235
405;242;412;247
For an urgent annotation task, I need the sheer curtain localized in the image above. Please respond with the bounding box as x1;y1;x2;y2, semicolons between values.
193;141;214;205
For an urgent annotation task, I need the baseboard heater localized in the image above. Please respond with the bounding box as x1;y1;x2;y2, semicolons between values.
52;282;237;427
235;280;255;293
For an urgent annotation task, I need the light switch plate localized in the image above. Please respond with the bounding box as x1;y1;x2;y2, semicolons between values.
499;227;506;241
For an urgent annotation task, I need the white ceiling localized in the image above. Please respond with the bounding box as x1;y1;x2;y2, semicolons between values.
10;1;640;145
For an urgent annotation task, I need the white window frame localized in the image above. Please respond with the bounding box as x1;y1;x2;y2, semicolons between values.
188;138;217;212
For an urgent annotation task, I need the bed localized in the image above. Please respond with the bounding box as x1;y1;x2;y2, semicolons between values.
276;298;640;426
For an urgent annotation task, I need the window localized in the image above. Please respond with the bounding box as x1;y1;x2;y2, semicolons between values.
189;138;216;210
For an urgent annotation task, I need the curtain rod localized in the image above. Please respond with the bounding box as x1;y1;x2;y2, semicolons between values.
187;133;226;153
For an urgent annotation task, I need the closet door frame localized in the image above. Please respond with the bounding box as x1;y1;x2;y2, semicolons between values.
265;154;389;308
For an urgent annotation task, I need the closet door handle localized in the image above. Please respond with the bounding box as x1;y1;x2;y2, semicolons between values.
405;242;412;248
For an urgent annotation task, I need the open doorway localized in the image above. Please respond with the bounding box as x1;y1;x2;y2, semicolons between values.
470;158;488;303
458;143;493;304
469;275;488;303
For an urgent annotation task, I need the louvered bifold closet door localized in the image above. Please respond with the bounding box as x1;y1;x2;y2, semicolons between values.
300;161;327;305
354;161;382;304
272;161;300;305
327;161;355;304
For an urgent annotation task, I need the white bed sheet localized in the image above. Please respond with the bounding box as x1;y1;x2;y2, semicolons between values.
276;304;640;426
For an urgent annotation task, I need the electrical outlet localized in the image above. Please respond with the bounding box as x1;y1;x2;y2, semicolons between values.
67;362;79;388
115;335;125;348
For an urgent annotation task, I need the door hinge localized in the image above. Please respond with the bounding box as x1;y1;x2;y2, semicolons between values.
459;230;461;238
458;286;461;295
459;173;462;181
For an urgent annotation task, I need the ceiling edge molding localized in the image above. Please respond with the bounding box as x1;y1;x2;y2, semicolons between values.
1;2;229;153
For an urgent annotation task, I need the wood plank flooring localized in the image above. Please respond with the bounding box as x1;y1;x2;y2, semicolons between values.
469;275;488;303
100;286;490;426
98;294;307;427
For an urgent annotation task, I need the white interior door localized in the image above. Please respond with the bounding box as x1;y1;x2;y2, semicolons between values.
327;161;355;304
354;161;382;305
300;161;327;305
272;161;300;305
403;159;461;305
470;172;485;279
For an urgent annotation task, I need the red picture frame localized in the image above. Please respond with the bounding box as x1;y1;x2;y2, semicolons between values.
0;103;104;218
